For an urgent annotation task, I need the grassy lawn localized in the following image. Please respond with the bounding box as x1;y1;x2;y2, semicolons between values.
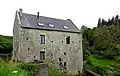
88;55;120;68
87;55;120;75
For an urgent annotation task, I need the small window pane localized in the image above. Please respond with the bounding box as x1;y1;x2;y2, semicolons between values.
38;23;44;26
40;35;45;44
48;24;54;27
63;25;68;29
66;36;70;44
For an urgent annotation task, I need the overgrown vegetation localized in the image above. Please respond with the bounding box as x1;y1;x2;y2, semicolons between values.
17;63;40;76
87;55;120;75
82;15;120;75
0;60;28;76
0;35;12;54
0;60;75;76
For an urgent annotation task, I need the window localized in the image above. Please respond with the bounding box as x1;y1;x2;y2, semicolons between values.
66;36;70;44
28;48;30;50
40;51;45;60
48;24;54;27
64;62;66;66
40;35;45;44
38;22;44;26
63;25;68;29
64;52;66;55
59;58;61;61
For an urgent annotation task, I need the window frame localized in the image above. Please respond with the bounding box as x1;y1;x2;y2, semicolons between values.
40;35;45;44
40;51;45;60
37;22;45;26
66;36;70;44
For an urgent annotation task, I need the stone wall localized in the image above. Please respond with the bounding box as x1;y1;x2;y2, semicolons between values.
13;12;22;60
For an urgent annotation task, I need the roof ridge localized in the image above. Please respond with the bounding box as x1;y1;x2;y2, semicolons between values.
23;13;67;22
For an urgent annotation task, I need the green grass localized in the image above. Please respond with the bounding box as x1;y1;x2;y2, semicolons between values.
0;60;74;76
87;55;120;75
48;66;61;76
88;55;120;68
0;60;28;76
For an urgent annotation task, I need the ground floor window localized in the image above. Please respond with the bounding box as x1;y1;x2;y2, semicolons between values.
40;51;45;60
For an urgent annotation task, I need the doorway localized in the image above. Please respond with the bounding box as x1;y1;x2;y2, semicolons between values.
40;51;45;60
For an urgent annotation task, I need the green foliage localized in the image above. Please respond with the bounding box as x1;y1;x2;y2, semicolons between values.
97;15;120;27
82;24;120;60
88;55;120;75
0;60;28;76
17;63;40;76
93;25;120;59
48;66;74;76
0;35;12;54
48;66;61;76
81;26;95;60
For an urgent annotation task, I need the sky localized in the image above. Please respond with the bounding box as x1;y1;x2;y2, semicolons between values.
0;0;120;36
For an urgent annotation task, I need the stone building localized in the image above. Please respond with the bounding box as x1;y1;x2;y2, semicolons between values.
13;9;83;74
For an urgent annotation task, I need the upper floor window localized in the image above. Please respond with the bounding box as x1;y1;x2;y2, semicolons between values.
40;35;45;44
66;36;70;44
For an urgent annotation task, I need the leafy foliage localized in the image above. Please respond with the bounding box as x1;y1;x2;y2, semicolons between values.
0;35;12;54
97;15;120;27
93;25;120;59
17;63;40;76
0;60;28;76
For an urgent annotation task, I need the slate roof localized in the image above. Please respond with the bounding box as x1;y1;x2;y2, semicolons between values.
19;12;80;33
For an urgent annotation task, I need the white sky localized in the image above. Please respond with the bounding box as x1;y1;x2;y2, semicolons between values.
0;0;120;36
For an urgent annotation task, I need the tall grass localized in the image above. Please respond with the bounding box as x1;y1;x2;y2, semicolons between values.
48;66;61;76
0;60;28;76
0;60;76;76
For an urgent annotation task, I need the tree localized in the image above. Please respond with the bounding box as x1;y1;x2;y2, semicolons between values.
81;25;88;33
111;16;115;25
101;18;107;26
93;26;120;59
107;18;111;26
97;18;102;27
82;26;95;60
115;15;119;25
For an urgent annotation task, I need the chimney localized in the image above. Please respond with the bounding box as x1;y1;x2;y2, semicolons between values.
37;12;39;19
67;19;71;21
19;8;23;16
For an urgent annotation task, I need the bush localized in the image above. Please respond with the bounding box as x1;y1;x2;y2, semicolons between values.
17;63;40;76
0;60;28;76
48;66;61;76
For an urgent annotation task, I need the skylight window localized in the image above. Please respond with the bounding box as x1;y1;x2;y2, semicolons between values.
48;24;54;27
63;25;68;29
38;22;44;26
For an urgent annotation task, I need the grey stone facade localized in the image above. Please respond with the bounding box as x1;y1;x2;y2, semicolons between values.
13;9;83;74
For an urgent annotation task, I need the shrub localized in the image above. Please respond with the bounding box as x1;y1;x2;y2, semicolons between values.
17;63;40;76
48;66;61;76
0;60;28;76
